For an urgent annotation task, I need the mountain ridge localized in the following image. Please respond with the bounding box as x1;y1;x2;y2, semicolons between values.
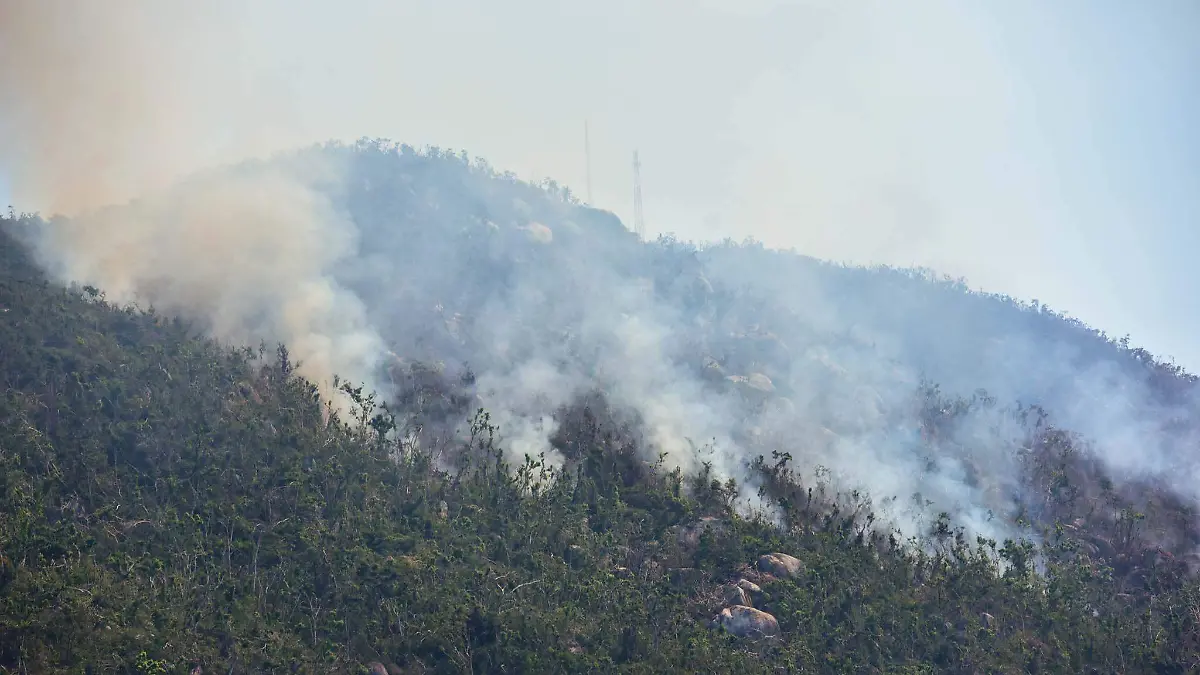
2;140;1199;672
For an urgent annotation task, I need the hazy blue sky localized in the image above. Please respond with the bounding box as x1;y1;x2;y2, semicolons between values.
1;0;1197;366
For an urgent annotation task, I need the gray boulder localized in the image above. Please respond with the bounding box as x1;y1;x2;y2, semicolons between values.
758;552;805;578
710;605;781;639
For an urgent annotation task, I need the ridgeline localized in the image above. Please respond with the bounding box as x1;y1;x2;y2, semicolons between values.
2;142;1198;673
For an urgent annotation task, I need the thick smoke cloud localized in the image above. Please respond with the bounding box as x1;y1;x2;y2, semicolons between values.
0;1;385;404
1;1;1196;549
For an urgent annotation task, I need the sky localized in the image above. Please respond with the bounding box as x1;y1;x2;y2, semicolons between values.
1;0;1197;367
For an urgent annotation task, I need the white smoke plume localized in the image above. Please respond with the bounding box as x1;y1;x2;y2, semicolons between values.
1;1;1195;551
0;1;386;404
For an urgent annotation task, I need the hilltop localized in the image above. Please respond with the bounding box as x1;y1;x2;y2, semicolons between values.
1;139;1199;673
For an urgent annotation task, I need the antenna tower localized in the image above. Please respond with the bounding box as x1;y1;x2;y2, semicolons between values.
632;150;645;239
584;121;593;204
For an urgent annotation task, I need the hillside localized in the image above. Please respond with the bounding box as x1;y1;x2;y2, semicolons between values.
2;140;1200;673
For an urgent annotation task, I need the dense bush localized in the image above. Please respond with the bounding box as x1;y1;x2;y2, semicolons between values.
2;214;1199;673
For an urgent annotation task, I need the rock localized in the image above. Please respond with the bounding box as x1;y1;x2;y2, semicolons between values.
676;516;725;549
736;578;762;595
565;544;588;569
436;500;449;520
980;612;997;630
367;663;389;675
729;329;791;369
520;222;554;244
666;269;714;309
724;584;751;607
766;397;796;418
613;566;634;579
700;355;726;382
725;373;776;401
711;605;781;639
959;457;982;488
1124;567;1150;588
816;427;841;453
667;567;704;587
1082;533;1115;559
804;348;848;380
746;372;775;394
758;553;805;578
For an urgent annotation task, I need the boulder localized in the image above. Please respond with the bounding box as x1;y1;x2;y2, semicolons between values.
724;584;751;607
667;567;704;587
815;427;841;453
666;270;714;308
725;374;776;402
1082;534;1115;560
565;544;588;569
758;553;805;578
746;372;775;394
700;355;727;383
676;516;725;549
710;605;780;639
725;375;749;388
766;396;796;418
520;221;554;244
736;578;763;595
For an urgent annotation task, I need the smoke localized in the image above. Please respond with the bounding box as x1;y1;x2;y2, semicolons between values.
0;1;385;403
2;2;224;213
1;1;1195;550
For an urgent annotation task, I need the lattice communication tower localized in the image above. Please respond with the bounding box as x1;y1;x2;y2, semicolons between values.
632;150;645;240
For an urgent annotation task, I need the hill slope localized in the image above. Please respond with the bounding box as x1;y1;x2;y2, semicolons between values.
2;141;1199;673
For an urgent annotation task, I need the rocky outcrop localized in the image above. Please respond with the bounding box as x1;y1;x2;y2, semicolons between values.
700;355;727;383
758;552;805;578
710;605;780;639
519;221;554;244
736;578;762;595
565;544;588;569
725;372;776;402
724;584;751;607
675;516;726;549
667;567;704;587
722;578;764;607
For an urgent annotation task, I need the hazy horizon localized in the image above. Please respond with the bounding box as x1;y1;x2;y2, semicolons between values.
1;0;1196;368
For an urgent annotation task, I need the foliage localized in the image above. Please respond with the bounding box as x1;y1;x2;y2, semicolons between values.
2;159;1199;673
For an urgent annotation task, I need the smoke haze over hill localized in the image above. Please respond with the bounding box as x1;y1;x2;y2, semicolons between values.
1;0;1198;548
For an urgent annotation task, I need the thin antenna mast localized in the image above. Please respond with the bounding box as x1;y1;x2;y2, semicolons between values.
632;150;645;240
584;121;593;204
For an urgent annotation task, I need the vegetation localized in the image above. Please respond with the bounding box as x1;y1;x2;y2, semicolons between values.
2;143;1200;673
